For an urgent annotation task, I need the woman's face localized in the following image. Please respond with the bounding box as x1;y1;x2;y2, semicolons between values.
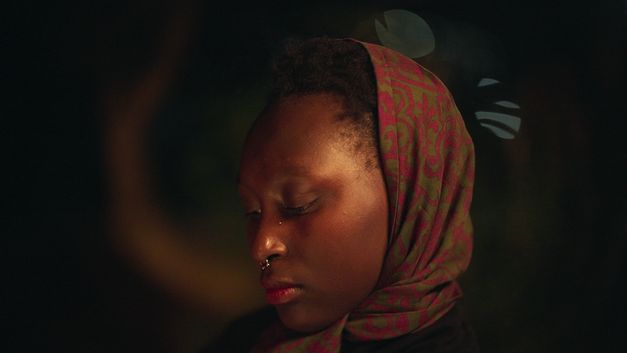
238;94;389;333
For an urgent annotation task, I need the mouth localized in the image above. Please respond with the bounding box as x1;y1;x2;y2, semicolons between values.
261;278;303;305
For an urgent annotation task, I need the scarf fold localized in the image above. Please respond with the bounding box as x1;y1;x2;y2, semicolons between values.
254;40;475;353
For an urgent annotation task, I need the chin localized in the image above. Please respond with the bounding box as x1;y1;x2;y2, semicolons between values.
276;304;337;333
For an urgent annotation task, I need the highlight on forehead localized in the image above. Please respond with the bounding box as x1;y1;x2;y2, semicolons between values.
247;93;344;142
245;94;380;174
236;162;316;186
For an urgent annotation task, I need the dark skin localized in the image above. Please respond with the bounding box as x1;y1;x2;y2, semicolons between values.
238;93;389;333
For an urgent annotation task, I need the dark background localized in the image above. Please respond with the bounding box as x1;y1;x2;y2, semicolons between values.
3;0;626;352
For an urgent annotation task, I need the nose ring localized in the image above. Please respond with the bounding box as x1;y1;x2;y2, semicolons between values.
259;257;272;272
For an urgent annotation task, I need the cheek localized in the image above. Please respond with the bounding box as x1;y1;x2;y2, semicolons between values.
299;195;388;296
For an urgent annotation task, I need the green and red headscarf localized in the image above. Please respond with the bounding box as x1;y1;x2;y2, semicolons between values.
254;40;475;353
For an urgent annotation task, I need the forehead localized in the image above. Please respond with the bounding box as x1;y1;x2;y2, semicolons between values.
259;93;346;136
245;94;347;156
239;94;353;184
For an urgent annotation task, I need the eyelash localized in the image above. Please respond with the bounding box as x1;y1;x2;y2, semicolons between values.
244;209;261;220
282;199;318;217
243;199;319;219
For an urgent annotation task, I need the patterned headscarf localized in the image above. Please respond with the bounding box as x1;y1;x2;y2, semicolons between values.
253;40;475;353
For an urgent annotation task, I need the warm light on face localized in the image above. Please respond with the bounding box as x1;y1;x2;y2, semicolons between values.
238;94;389;332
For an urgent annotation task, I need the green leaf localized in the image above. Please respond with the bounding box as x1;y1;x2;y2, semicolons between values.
375;9;435;59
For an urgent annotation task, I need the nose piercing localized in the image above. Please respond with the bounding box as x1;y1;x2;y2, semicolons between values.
259;257;272;272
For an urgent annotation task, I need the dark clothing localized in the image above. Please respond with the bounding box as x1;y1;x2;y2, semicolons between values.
204;305;480;353
342;305;480;353
204;306;275;353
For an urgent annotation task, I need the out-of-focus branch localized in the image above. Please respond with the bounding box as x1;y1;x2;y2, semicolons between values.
104;3;258;316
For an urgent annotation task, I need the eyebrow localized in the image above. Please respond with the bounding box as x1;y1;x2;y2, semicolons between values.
235;165;316;186
282;164;315;177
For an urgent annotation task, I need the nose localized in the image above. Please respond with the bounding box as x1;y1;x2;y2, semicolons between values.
249;216;288;263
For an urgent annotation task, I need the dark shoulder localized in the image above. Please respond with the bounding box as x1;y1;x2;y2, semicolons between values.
343;305;480;353
201;306;277;353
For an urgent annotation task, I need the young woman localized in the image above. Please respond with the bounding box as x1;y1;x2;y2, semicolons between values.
208;37;479;353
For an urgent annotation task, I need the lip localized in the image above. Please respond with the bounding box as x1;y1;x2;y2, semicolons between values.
261;278;303;305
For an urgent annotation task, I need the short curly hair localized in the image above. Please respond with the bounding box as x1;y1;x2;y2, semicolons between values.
265;37;380;169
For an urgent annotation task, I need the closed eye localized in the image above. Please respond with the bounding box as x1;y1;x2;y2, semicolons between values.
244;209;261;220
282;199;318;217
